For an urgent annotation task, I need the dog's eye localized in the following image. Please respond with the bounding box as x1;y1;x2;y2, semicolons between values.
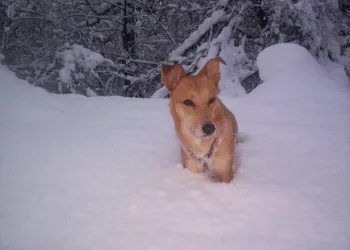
183;99;195;106
208;97;216;105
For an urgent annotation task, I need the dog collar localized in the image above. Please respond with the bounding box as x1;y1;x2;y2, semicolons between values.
182;137;219;164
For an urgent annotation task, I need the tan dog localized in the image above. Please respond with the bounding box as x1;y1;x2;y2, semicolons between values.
161;57;238;183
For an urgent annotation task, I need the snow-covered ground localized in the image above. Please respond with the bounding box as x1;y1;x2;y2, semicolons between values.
1;43;350;250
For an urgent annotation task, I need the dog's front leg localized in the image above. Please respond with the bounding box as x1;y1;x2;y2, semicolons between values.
181;149;204;173
211;154;235;183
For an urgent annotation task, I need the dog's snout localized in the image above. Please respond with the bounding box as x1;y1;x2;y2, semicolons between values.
202;123;216;135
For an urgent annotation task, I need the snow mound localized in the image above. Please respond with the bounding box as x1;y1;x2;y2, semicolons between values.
257;43;349;95
257;43;326;82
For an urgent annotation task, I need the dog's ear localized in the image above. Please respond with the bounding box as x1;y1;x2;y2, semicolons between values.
161;64;186;91
199;57;226;86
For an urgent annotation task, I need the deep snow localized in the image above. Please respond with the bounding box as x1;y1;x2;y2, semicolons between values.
1;43;350;250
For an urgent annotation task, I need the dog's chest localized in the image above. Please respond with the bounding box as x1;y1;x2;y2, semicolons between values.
192;138;210;157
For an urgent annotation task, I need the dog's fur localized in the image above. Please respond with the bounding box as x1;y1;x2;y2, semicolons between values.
161;57;238;183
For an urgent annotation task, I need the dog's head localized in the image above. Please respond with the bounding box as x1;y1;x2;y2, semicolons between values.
161;57;226;139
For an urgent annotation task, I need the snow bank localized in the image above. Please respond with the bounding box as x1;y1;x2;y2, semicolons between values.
0;66;67;122
1;44;350;250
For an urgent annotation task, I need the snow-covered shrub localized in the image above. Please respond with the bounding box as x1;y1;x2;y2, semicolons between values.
57;44;112;94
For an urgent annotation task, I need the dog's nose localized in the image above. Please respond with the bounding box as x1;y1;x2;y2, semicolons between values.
202;123;216;135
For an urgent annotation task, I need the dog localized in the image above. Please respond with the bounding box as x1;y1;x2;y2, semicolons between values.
161;57;238;183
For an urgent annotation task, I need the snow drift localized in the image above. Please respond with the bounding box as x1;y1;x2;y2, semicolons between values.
0;43;349;250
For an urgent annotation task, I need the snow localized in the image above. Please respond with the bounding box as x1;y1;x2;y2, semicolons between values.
62;44;109;71
58;44;112;92
218;0;229;6
6;4;15;19
192;13;249;97
257;43;326;82
169;10;227;59
219;42;250;97
0;68;67;123
156;15;248;99
1;43;350;250
324;61;350;91
151;85;170;98
86;87;97;97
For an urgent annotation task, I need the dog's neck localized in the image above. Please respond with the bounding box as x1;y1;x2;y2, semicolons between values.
182;137;219;161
